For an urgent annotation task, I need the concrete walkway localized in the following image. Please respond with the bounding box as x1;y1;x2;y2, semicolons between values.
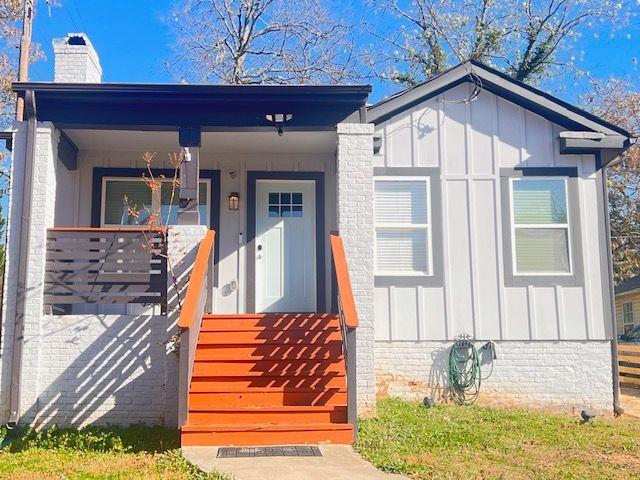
183;445;409;480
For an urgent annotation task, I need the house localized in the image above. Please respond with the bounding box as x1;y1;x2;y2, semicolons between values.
0;33;634;446
615;275;640;336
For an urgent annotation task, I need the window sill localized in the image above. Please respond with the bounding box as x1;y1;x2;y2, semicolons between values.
375;274;442;288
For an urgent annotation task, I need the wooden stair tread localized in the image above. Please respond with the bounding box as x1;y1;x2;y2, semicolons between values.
203;314;339;319
189;405;345;412
194;355;345;361
192;372;345;378
188;386;347;393
200;325;340;332
182;422;353;432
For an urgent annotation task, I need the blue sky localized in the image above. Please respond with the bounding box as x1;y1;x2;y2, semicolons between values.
27;1;640;105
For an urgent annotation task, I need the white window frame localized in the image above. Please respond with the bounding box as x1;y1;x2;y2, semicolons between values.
509;176;573;276
623;301;634;333
374;176;433;276
100;176;211;228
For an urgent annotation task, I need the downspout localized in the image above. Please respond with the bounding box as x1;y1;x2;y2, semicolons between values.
600;165;623;415
7;90;37;427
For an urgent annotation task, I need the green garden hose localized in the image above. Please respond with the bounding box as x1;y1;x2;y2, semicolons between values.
448;337;481;405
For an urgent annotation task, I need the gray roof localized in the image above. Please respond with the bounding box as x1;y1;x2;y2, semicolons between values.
615;274;640;295
368;60;632;140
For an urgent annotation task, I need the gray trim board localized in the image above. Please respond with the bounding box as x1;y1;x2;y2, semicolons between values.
246;171;326;313
368;61;631;139
500;167;578;178
596;167;614;340
57;131;78;171
373;167;444;287
500;168;584;287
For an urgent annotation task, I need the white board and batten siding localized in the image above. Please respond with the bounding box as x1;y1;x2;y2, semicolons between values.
373;84;609;342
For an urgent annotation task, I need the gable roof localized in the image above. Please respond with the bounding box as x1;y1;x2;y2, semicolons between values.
616;274;640;295
368;60;632;140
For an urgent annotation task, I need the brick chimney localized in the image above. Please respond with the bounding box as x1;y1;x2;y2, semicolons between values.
52;33;102;83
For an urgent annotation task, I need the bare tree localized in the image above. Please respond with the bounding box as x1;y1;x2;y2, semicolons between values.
371;0;633;87
585;79;640;283
169;0;363;84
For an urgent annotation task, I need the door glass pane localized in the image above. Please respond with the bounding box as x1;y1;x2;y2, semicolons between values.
104;180;152;225
160;181;208;226
267;192;303;218
513;179;567;224
515;228;570;273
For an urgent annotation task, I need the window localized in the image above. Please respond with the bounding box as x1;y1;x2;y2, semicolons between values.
510;178;571;275
102;177;210;227
268;192;303;218
623;302;634;333
374;178;431;275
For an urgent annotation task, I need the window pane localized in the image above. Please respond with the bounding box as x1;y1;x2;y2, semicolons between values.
513;179;567;224
104;180;152;225
623;302;634;324
376;228;428;273
160;181;208;226
515;228;570;273
375;180;428;224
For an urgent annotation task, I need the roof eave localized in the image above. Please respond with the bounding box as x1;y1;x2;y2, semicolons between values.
368;61;632;139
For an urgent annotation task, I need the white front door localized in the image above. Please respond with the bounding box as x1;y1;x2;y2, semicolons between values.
255;180;316;312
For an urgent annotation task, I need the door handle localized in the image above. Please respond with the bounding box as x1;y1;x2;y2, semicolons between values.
257;245;262;251
257;244;262;259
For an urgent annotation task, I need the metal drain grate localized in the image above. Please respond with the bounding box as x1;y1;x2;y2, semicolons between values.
217;446;322;458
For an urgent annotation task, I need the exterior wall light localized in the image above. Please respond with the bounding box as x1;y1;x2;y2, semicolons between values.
228;192;240;211
265;113;293;136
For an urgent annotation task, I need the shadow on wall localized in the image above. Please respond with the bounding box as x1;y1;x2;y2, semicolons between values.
19;314;177;429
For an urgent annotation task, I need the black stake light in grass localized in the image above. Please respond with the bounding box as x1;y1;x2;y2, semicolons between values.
580;409;596;423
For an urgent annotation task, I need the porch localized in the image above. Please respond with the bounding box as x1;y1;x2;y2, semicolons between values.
45;128;342;316
2;82;376;444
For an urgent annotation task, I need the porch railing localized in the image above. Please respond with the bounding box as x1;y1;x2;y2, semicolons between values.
329;232;359;440
44;227;167;314
177;230;216;427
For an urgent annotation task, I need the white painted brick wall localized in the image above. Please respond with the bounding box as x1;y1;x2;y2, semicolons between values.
53;33;102;83
21;315;175;427
336;123;376;417
0;123;206;426
0;122;26;421
375;341;614;414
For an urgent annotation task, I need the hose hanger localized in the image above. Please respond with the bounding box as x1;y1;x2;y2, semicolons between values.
448;335;496;406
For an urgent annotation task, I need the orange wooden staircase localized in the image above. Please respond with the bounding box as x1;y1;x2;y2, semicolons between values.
180;313;353;446
178;232;359;447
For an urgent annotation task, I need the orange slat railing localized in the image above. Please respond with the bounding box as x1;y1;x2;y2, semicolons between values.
330;232;359;328
330;232;359;441
178;230;215;427
178;230;215;329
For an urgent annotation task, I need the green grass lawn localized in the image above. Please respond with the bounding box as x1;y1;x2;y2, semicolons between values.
357;398;640;480
0;425;229;479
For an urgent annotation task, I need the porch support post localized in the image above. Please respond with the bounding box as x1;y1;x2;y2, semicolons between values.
335;122;376;418
1;92;61;424
166;225;208;427
177;127;201;225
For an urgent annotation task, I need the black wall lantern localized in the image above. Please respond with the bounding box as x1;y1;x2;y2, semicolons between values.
228;192;240;211
266;113;293;136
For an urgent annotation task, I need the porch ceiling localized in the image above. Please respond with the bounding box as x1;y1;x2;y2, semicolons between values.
64;129;338;154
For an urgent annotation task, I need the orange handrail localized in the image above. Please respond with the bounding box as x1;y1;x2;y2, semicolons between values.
48;227;166;233
330;232;359;328
178;230;215;329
